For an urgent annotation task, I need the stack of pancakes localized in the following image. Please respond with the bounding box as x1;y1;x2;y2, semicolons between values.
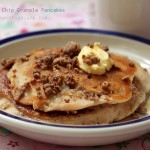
0;42;149;125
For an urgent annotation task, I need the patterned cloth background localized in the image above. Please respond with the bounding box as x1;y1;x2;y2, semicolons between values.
0;1;150;150
0;127;150;150
0;0;98;39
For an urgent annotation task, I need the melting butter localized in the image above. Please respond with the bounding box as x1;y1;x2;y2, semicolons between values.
77;42;114;75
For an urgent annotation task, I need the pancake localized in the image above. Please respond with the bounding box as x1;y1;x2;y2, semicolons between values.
0;68;149;125
17;76;148;125
7;48;137;112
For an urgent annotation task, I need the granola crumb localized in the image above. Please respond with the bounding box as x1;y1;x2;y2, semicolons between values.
122;76;130;83
63;41;81;57
138;106;147;115
1;58;15;69
83;55;100;66
129;62;135;67
132;113;139;119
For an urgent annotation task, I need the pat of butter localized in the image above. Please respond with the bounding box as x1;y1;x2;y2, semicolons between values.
77;42;114;75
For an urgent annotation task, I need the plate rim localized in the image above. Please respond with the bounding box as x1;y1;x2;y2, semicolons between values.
0;109;150;129
0;28;150;129
0;28;149;45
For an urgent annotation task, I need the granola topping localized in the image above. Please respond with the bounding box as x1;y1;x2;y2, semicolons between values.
101;81;110;90
42;74;63;96
52;56;72;67
129;62;135;67
101;81;112;95
33;71;41;79
122;76;131;84
64;74;76;88
63;41;81;57
20;55;29;62
1;58;16;69
88;43;109;51
83;54;100;66
35;55;53;70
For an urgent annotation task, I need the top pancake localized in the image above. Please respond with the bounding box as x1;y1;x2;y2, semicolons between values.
7;48;137;112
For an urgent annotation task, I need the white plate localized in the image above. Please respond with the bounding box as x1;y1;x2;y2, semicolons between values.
0;29;150;146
